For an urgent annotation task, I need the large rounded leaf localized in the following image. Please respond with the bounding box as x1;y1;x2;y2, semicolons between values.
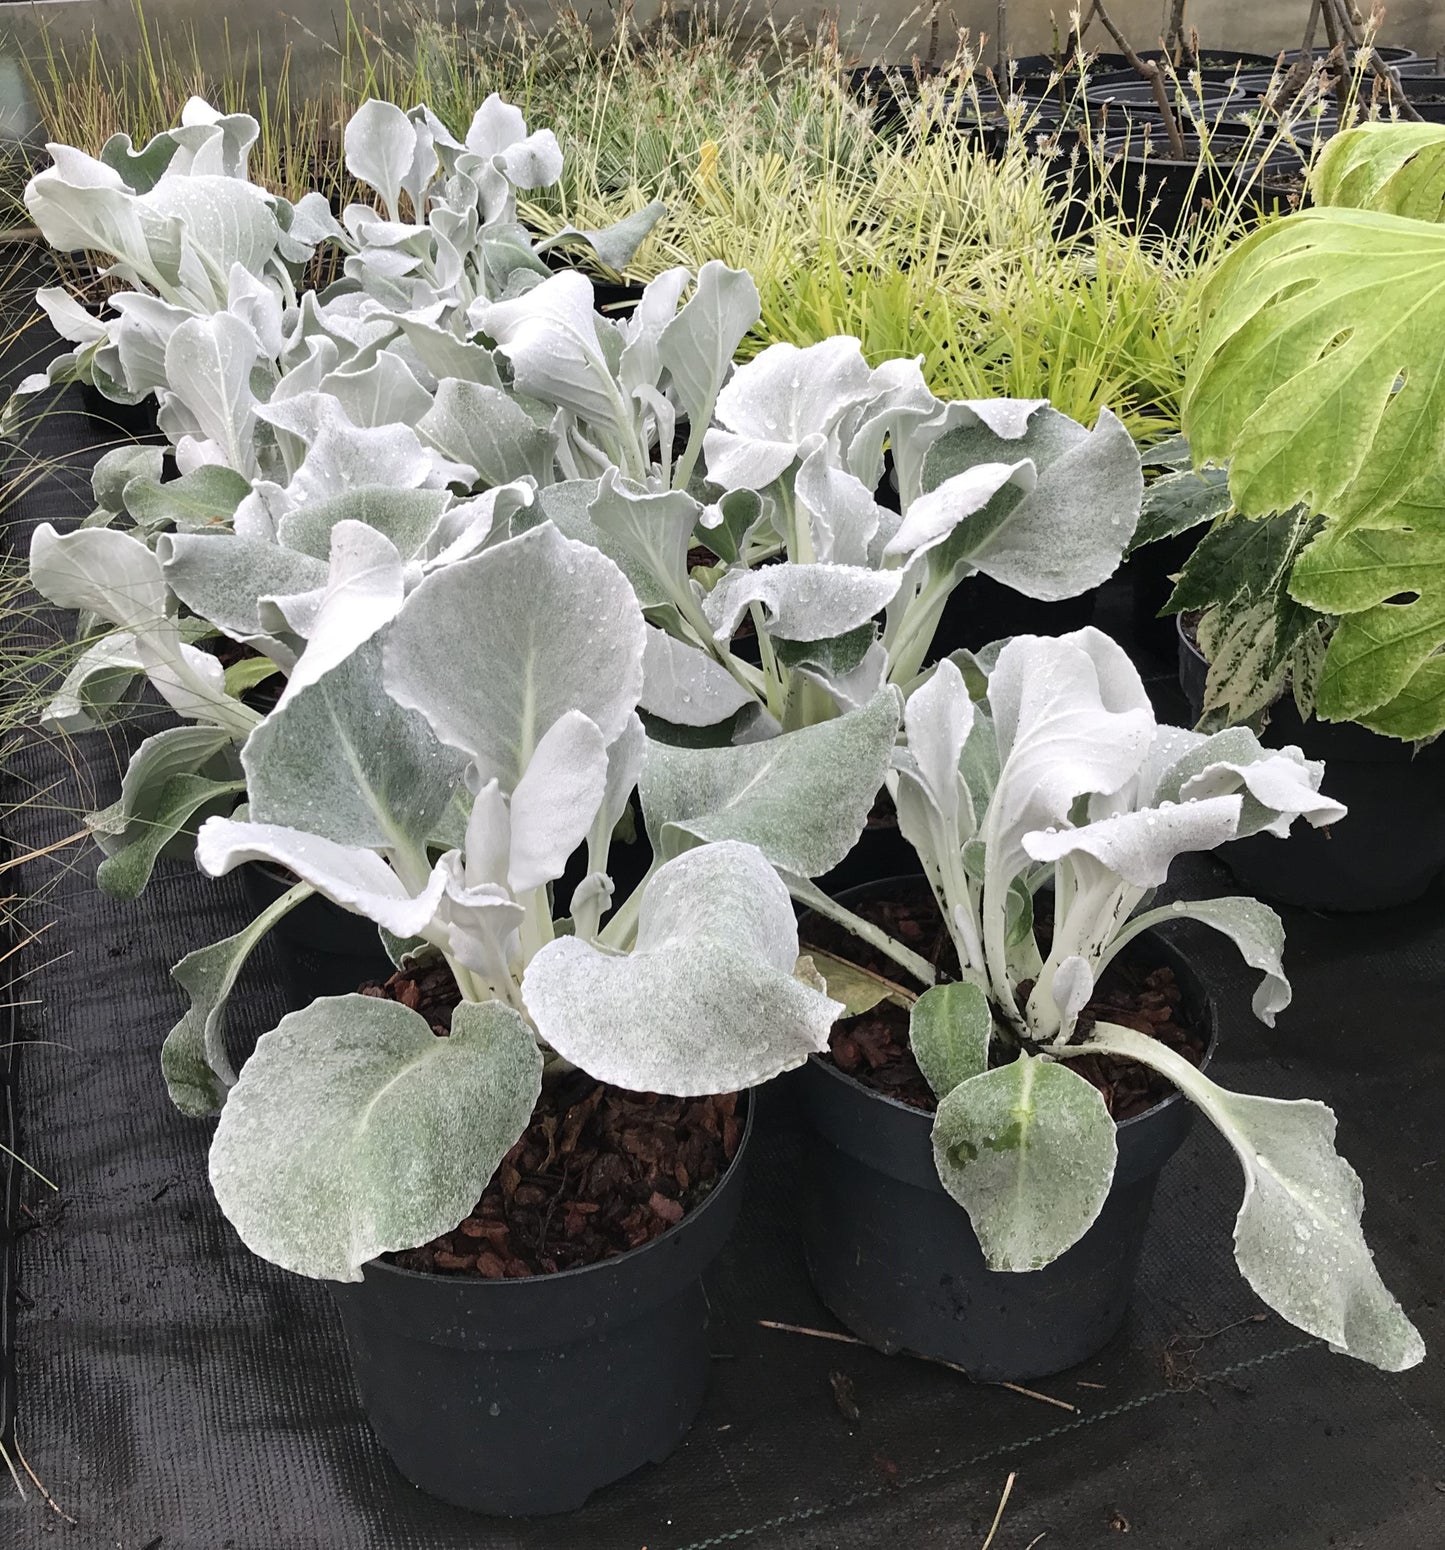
522;840;842;1093
209;995;541;1280
383;522;645;789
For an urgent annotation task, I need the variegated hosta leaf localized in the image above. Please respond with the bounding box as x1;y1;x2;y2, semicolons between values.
523;840;843;1093
162;879;312;1116
241;639;466;852
703;337;877;491
641;686;902;876
209;995;542;1281
640;627;755;727
932;1053;1118;1272
909;981;991;1102
383;521;645;790
702;563;904;644
918;407;1142;600
1078;1022;1423;1371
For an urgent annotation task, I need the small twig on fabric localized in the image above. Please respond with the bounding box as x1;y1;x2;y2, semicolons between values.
14;1444;76;1523
758;1320;1080;1410
980;1471;1018;1550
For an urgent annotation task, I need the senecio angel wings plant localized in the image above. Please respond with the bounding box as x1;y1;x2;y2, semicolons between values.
817;628;1422;1372
174;521;901;1281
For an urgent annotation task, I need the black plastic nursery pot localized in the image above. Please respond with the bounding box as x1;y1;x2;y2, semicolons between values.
241;860;394;994
1178;617;1445;911
328;1098;753;1516
931;572;1096;655
797;881;1213;1382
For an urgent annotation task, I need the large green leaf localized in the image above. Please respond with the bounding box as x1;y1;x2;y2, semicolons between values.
1184;205;1445;535
209;995;542;1280
1288;525;1445;736
1312;122;1445;222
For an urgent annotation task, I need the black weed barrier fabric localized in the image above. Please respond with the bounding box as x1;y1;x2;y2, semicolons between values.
2;383;1445;1550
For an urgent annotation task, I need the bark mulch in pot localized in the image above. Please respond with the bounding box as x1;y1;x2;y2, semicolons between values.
802;880;1206;1118
360;962;742;1279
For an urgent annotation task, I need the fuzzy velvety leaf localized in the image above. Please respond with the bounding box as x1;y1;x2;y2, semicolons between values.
910;981;991;1101
243;638;466;852
640;686;901;877
932;1054;1117;1272
96;773;245;899
640;627;755;727
1078;1022;1423;1372
162;880;312;1116
209;995;542;1280
417;378;556;487
658;261;761;433
523;840;841;1093
703;563;903;643
122;464;252;533
920;407;1141;600
383;522;645;789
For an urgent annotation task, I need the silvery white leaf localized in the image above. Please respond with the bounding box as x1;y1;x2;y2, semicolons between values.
288;418;470;505
384;521;645;789
39;631;144;733
88;723;236;854
162;312;260;473
196;816;447;939
883;460;1036;562
1022;795;1245;888
344;98;417;221
29;523;169;633
243;638;466;853
463;780;512;889
275;486;452;564
159;533;326;658
226;263;284;359
209;994;542;1280
542;202;669;273
984;632;1156;877
641;686;902;876
162;879;312;1117
321;352;432;429
34;286;107;346
587;468;701;602
472;271;624;434
507;709;609;894
422;483;534;569
795;439;888;566
269;521;406;704
704;337;875;490
702;563;902;643
900;656;976;830
1077;1021;1422;1371
26;161;184;294
1050;957;1095;1028
588;711;646;876
932;1054;1117;1271
417;378;555;487
523;840;842;1093
433;860;526;983
144;176;279;300
657;261;761;432
921;407;1142;601
617;266;690;394
640;627;754;727
1178;749;1347;838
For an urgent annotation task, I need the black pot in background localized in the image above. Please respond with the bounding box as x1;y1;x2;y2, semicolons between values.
1177;618;1445;911
1282;45;1419;68
330;1099;752;1515
797;880;1213;1380
591;279;646;319
241;860;394;998
932;573;1096;656
1121;529;1201;663
77;384;162;441
1099;132;1253;233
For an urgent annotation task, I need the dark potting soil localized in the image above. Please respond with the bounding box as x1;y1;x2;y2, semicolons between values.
360;962;742;1279
802;879;1204;1119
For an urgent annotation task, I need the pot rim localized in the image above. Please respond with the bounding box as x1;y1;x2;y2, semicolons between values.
358;1091;754;1290
802;878;1219;1135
